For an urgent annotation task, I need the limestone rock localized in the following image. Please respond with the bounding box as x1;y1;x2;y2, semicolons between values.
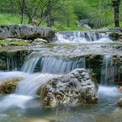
39;68;98;107
32;38;48;45
0;24;55;40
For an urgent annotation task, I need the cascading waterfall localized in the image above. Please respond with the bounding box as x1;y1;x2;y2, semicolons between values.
0;30;121;122
21;57;40;73
100;55;115;85
40;57;86;74
6;57;18;71
21;56;86;74
0;71;59;111
55;31;111;43
16;73;59;96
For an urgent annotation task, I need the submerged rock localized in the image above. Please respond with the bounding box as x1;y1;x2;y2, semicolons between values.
0;77;23;94
39;68;98;107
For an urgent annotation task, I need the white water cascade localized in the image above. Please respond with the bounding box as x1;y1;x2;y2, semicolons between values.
21;56;86;74
55;31;112;43
16;73;59;96
0;71;59;112
100;55;115;85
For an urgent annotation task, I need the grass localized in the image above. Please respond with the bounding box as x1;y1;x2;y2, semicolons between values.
0;13;28;25
0;39;31;46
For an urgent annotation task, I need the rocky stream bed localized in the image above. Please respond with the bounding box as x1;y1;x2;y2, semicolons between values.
0;24;122;122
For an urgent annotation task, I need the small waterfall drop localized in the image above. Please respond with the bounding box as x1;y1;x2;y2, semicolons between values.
22;55;86;74
55;31;111;43
100;55;115;85
16;73;59;96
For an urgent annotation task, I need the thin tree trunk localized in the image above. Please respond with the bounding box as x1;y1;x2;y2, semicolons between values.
46;0;52;27
23;0;33;24
112;0;121;27
21;0;24;24
17;0;24;24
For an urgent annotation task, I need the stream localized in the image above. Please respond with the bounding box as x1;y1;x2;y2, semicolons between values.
0;31;122;122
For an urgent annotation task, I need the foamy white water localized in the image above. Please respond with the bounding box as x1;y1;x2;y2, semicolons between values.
0;71;29;83
0;94;33;112
55;31;112;43
98;85;121;97
16;73;60;96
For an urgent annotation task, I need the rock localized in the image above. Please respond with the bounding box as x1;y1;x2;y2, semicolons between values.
0;24;55;40
39;68;98;107
0;50;31;71
118;86;122;92
117;98;122;107
32;38;48;45
0;77;23;94
0;59;6;70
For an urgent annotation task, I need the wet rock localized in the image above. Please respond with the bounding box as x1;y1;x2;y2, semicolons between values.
39;68;98;107
0;77;23;94
0;50;31;71
0;24;55;40
117;98;122;107
32;38;48;45
0;59;6;70
109;32;122;41
86;55;103;83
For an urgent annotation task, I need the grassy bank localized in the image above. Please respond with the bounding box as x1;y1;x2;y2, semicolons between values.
0;13;28;25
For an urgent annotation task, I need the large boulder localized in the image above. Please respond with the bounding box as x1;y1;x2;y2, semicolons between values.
0;24;55;40
39;68;98;107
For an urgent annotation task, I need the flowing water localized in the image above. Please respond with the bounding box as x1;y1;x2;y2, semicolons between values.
0;31;122;122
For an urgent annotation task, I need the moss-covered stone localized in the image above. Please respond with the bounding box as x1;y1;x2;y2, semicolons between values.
0;77;23;94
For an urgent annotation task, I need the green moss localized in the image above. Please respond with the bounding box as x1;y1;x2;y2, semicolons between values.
0;39;31;46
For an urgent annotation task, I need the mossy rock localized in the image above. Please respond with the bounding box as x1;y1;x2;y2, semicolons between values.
0;77;23;94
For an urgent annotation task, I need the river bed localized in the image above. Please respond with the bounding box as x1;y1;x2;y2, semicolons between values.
0;31;122;122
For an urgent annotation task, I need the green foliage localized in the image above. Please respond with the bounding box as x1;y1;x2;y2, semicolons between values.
0;39;31;46
0;0;122;30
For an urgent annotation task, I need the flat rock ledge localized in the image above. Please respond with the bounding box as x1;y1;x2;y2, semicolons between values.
39;68;98;107
0;24;55;40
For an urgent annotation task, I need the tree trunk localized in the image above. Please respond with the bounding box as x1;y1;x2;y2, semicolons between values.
23;0;33;24
46;0;52;27
17;0;24;24
112;0;121;27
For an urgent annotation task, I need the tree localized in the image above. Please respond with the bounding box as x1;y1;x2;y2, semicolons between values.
112;0;121;27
